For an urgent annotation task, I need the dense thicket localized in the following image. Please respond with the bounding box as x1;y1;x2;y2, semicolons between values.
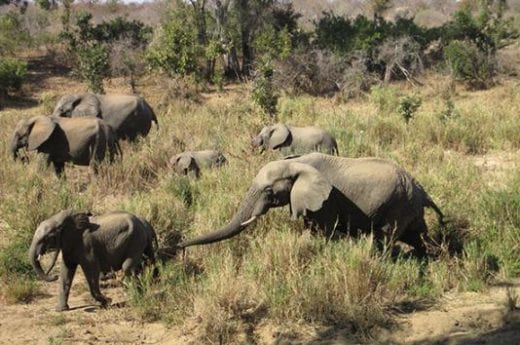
0;0;518;103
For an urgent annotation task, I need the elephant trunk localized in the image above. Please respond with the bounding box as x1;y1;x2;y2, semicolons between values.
177;188;261;248
10;134;21;161
29;234;59;282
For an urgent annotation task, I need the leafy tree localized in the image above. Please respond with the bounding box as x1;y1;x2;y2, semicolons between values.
444;40;493;89
146;2;201;76
252;58;277;115
60;11;151;92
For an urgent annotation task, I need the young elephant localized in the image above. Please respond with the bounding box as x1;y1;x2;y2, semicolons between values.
10;115;121;177
252;123;338;155
169;150;227;178
29;210;158;311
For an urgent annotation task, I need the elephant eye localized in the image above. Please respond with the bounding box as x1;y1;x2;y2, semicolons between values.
264;187;273;195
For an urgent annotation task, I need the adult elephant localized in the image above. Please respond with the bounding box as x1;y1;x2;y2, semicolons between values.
10;115;120;177
29;209;158;311
252;123;338;155
169;150;227;178
177;153;445;256
53;93;159;141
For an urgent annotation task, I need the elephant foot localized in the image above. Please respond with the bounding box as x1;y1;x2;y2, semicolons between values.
55;304;69;312
100;271;116;281
95;296;112;308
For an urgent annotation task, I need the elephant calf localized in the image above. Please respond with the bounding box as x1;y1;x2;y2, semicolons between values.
10;115;121;177
53;93;158;141
252;123;339;155
29;210;158;311
169;150;227;178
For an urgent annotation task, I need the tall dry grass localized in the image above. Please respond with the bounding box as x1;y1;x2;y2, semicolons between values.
0;70;518;340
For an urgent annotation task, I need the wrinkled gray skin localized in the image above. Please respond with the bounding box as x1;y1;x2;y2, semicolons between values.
29;210;158;311
169;150;227;178
177;153;444;256
252;123;338;155
53;93;158;141
10;115;121;177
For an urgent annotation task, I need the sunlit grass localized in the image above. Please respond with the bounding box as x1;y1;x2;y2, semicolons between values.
0;73;518;341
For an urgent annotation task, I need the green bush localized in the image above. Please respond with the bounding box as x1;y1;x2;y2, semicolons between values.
398;94;422;123
146;4;201;76
444;40;493;89
252;59;278;116
0;57;27;97
0;13;29;54
75;43;109;93
0;240;34;278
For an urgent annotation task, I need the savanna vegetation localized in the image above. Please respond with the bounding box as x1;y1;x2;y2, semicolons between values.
0;0;519;343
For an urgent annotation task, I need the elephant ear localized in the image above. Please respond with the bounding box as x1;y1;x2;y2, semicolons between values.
180;155;200;177
71;211;92;230
27;116;56;150
289;163;333;219
268;124;291;149
73;94;101;117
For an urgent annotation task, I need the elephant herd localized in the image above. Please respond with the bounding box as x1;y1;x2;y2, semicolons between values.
11;92;445;311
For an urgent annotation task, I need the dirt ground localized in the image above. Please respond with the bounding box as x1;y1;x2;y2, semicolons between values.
0;275;519;345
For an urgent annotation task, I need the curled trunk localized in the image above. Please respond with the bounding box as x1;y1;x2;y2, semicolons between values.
29;237;59;282
177;188;261;248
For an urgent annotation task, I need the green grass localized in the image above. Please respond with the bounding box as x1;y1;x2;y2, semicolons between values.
0;71;518;341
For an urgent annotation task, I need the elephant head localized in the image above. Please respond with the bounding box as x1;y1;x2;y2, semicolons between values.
11;116;56;160
252;124;291;151
169;153;201;178
29;210;91;282
53;93;101;117
177;160;332;248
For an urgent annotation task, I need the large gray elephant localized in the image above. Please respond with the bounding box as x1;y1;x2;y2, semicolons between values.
252;123;338;155
10;115;120;177
53;93;158;141
177;153;445;256
169;150;227;178
29;209;158;311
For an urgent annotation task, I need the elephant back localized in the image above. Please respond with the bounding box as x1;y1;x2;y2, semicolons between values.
98;95;153;141
72;93;102;117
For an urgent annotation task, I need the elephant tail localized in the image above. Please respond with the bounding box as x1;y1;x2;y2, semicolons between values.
332;139;339;156
416;181;445;226
426;195;446;226
146;100;159;130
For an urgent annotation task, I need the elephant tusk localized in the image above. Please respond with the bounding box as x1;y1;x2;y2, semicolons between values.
240;216;257;227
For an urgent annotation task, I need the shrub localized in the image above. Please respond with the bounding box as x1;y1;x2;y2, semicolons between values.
0;57;27;100
61;11;151;92
0;240;40;304
0;240;34;279
398;94;422;123
75;43;109;94
443;40;494;89
0;13;29;54
252;59;278;116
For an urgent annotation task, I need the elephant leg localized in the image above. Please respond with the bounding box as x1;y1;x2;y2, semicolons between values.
52;161;65;177
56;259;77;312
122;257;142;277
400;218;428;258
82;263;111;307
